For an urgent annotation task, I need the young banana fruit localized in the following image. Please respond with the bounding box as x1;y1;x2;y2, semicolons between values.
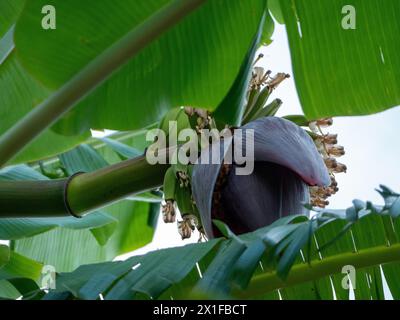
162;167;178;223
159;107;191;143
175;184;200;240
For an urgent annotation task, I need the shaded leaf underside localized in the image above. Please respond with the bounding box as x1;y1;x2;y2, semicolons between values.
26;189;400;300
13;0;266;134
281;0;400;118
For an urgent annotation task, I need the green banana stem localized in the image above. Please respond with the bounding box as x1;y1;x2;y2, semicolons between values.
0;179;70;218
233;243;400;298
0;154;168;218
0;0;207;167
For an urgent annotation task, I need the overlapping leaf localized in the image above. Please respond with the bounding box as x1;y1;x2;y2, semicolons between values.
23;185;399;300
280;0;400;118
0;10;90;164
13;0;266;135
0;0;24;37
0;245;44;300
0;247;43;281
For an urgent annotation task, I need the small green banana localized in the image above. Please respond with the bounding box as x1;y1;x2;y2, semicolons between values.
159;107;191;139
163;167;177;201
176;108;191;133
246;98;283;122
175;186;201;240
243;87;261;120
162;167;178;223
242;85;272;123
175;185;193;215
187;164;195;182
169;149;190;188
159;108;181;133
171;153;188;175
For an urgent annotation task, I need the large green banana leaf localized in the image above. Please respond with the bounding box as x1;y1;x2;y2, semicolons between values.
0;52;90;164
0;0;24;37
279;0;400;118
13;0;266;136
0;0;90;163
12;201;155;272
0;245;43;300
2;0;399;164
0;246;43;281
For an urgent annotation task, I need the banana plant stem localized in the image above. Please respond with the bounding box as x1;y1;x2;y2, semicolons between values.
0;0;207;167
67;155;168;215
0;154;169;218
233;243;400;298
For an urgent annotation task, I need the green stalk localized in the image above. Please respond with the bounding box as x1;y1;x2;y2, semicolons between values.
0;0;207;167
233;243;400;298
67;155;168;215
0;155;168;218
0;179;68;218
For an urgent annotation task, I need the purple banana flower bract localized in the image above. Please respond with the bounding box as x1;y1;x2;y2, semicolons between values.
192;117;330;238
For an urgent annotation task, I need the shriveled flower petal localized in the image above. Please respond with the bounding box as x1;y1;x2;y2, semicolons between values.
241;117;330;186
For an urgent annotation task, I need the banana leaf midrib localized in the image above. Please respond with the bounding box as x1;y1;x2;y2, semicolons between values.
233;243;400;298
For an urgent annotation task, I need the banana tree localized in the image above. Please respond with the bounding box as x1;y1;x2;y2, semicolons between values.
1;0;400;300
